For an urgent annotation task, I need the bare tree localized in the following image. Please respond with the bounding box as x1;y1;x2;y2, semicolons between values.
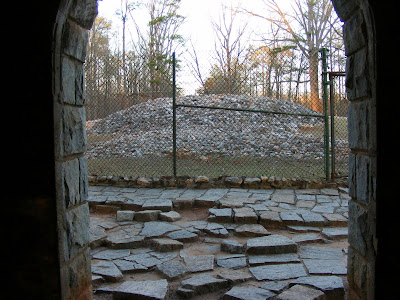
240;0;342;112
211;4;249;94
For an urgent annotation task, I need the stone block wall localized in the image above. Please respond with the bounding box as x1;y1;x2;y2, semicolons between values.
53;0;97;299
332;0;377;298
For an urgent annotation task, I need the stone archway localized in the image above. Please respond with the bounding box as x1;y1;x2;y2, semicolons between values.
51;0;382;299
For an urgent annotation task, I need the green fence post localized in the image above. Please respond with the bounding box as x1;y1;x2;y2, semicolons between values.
172;52;177;177
319;48;330;181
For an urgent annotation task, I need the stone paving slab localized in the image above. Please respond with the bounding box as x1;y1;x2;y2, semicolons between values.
89;186;349;300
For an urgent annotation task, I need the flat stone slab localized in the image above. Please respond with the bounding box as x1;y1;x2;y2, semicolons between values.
216;254;247;269
184;255;215;272
142;199;172;211
221;239;245;253
291;276;345;299
203;223;229;237
208;208;233;222
167;230;198;242
113;259;148;273
217;270;253;283
246;234;297;254
233;207;258;223
276;284;325;300
303;259;347;275
271;192;296;204
150;238;183;252
259;211;282;228
280;212;304;225
322;227;348;239
157;260;188;279
235;224;270;237
224;286;276;300
140;221;181;237
249;263;307;281
159;211;181;222
178;274;229;296
91;260;123;282
300;211;326;226
92;249;130;260
248;253;300;266
113;279;168;300
124;253;162;268
292;233;325;244
260;281;290;293
298;246;344;260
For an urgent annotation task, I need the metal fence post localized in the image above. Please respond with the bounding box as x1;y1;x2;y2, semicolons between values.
172;52;177;177
319;48;330;181
329;72;336;181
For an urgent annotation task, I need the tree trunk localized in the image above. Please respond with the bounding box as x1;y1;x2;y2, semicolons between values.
309;49;322;112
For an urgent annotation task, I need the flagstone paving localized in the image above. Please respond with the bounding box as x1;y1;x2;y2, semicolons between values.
89;186;349;299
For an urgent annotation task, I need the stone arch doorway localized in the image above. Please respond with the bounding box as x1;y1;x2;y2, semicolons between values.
7;0;395;299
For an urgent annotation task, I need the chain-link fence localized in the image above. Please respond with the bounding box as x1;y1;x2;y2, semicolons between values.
85;47;348;181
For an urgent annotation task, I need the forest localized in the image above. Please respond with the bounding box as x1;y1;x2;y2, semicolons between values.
85;0;345;120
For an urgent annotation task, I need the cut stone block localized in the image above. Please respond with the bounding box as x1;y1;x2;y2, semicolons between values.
249;263;307;281
116;210;134;222
246;234;297;254
134;210;161;222
223;286;276;300
113;279;168;300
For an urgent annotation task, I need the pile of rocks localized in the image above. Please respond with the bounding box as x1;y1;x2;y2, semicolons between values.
86;94;349;161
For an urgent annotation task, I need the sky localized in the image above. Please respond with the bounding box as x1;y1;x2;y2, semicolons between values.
96;0;294;93
97;0;293;52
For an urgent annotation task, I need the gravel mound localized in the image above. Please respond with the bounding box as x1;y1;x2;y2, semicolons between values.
86;94;346;160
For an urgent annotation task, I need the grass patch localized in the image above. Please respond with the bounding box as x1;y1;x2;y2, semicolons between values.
87;155;348;179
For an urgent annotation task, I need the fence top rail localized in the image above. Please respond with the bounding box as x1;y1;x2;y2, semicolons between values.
328;71;346;77
175;103;324;118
